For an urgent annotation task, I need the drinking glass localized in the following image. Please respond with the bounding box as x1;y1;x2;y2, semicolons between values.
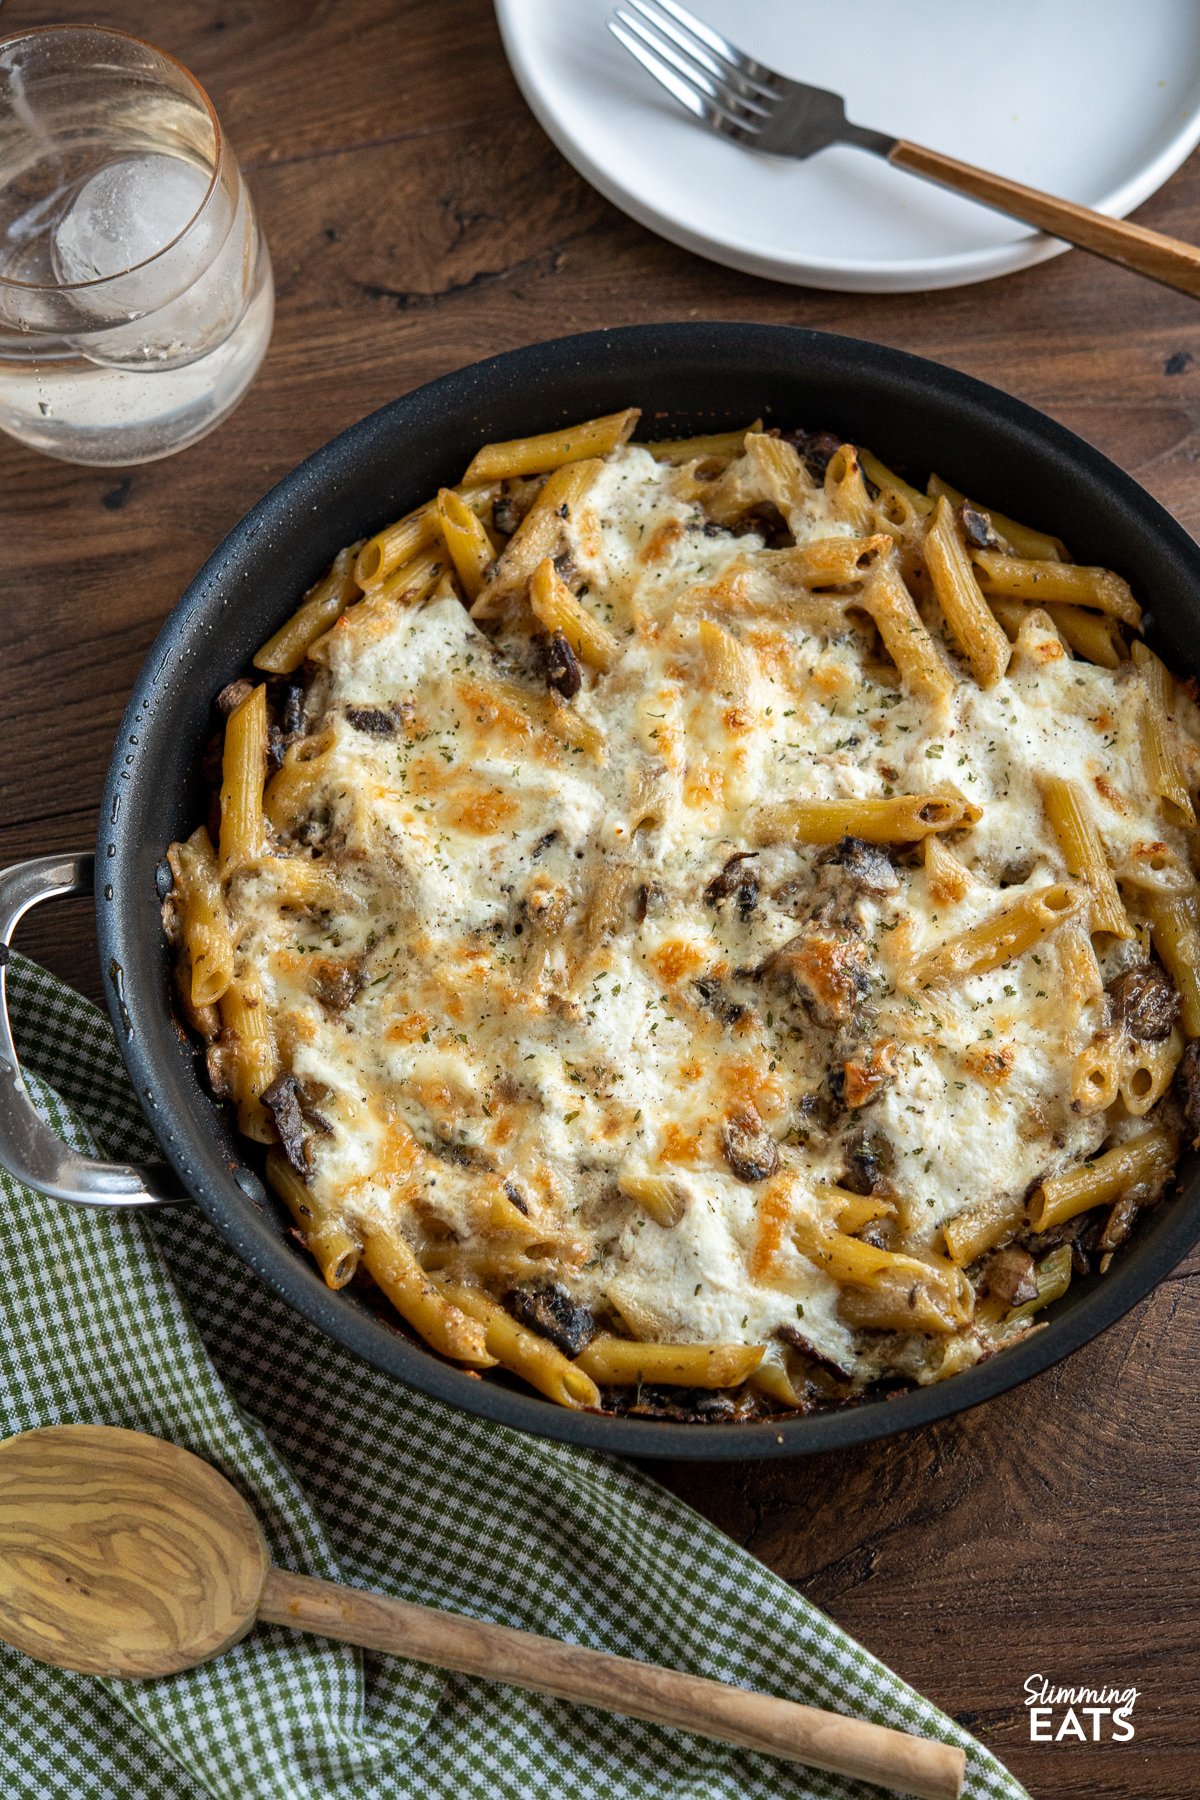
0;26;273;465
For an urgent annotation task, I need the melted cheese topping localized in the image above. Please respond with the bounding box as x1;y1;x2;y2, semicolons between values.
224;442;1198;1403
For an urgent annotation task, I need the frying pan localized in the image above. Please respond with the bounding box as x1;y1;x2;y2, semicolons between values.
1;323;1196;1459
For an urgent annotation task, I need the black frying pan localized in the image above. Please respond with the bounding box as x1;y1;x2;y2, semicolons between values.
2;323;1196;1460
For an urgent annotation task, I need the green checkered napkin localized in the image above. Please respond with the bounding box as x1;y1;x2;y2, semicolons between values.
0;954;1027;1800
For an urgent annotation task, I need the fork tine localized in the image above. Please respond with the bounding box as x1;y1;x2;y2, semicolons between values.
625;0;773;110
612;8;763;133
648;0;782;90
608;18;756;143
609;20;708;124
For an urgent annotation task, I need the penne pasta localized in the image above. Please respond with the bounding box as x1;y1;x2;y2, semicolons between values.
254;545;362;675
217;975;277;1141
1045;603;1127;668
905;884;1083;989
926;473;1065;562
855;558;956;712
575;1336;765;1388
530;555;620;671
1140;888;1200;1037
471;459;602;620
924;495;1010;687
822;443;872;533
645;421;761;464
792;1220;973;1325
923;834;975;905
823;1189;895;1235
264;739;334;833
573;860;633;973
697;618;755;711
464;408;639;482
988;596;1128;669
436;487;494;602
266;1148;360;1289
748;1359;804;1409
1029;1127;1176;1233
858;448;934;518
942;1193;1027;1267
358;1224;497;1368
971;551;1141;626
1039;775;1132;939
741;432;815;534
167;825;235;1007
837;1269;972;1336
986;595;1029;643
749;792;980;847
1071;1036;1123;1115
766;533;894;591
457;669;606;761
617;1169;685;1228
437;1281;601;1408
355;501;440;590
1119;1026;1184;1118
1132;640;1197;828
218;683;268;878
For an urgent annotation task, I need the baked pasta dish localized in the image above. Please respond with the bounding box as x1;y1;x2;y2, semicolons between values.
163;407;1200;1421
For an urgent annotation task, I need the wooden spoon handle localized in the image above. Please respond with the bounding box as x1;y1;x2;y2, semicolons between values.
259;1568;964;1799
889;138;1200;299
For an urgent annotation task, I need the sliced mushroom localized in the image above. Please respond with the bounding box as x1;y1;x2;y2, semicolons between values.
611;1387;756;1422
760;925;872;1029
507;1282;596;1357
545;628;582;698
776;1323;858;1381
310;960;363;1013
493;494;521;536
216;677;254;716
722;1109;780;1182
984;1245;1039;1307
783;427;843;481
693;975;748;1029
344;705;397;737
1110;963;1179;1043
957;500;1003;551
823;835;899;895
261;1073;308;1175
704;851;760;918
838;1129;895;1195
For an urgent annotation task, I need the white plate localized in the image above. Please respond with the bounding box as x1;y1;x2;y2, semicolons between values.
494;0;1200;292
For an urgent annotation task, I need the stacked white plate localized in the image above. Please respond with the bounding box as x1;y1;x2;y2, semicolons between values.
495;0;1200;291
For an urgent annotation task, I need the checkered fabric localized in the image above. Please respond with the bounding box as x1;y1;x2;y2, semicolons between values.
0;955;1028;1800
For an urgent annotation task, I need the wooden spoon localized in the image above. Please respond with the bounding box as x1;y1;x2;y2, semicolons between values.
0;1425;964;1799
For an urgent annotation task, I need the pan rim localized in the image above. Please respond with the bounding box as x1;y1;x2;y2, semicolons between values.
96;321;1200;1460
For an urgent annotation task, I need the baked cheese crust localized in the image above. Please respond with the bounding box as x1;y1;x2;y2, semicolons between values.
167;424;1200;1419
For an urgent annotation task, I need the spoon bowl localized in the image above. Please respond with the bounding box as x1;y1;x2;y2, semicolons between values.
0;1424;267;1676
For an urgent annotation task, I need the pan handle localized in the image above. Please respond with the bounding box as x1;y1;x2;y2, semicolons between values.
0;853;187;1208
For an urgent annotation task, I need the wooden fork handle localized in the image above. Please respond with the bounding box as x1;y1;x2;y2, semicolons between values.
259;1567;964;1799
889;138;1200;299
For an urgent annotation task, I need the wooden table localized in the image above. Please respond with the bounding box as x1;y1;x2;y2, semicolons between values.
2;6;1197;1795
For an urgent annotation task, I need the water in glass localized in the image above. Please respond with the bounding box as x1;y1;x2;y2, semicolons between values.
0;28;273;465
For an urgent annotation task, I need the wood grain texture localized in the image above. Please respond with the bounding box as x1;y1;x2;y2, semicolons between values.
1;3;1198;1794
259;1567;965;1800
890;140;1200;300
0;1425;267;1675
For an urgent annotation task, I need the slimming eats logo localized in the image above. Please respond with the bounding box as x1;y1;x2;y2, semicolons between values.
1024;1674;1138;1742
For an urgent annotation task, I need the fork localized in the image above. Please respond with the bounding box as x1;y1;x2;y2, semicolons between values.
609;0;1200;300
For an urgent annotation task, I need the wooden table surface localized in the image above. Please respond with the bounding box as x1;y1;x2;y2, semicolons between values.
3;5;1198;1796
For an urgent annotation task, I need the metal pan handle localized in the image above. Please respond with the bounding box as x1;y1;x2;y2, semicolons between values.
0;853;187;1208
